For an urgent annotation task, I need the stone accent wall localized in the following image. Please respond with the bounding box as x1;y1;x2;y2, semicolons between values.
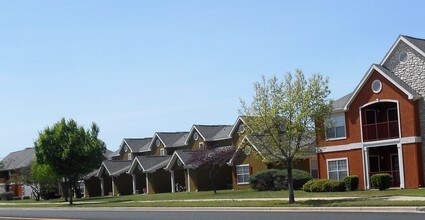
383;40;425;184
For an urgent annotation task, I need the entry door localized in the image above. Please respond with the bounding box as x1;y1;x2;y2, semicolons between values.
369;155;380;173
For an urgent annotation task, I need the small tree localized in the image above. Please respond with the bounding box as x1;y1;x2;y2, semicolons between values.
34;118;106;205
187;146;236;194
20;161;60;201
240;70;332;203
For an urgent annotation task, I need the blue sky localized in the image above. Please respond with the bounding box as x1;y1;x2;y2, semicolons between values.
1;1;425;158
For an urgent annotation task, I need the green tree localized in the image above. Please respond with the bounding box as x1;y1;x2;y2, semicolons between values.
240;70;332;203
34;118;106;205
20;161;60;201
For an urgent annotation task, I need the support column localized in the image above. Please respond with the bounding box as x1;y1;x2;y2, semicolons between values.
397;143;405;189
187;169;191;192
100;178;104;196
83;181;86;198
145;173;149;194
364;148;370;190
132;174;137;195
112;177;115;196
170;171;175;193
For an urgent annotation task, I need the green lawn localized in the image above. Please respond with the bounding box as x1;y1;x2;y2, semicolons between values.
1;188;425;207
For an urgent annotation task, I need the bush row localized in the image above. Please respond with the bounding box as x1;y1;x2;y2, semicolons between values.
0;192;13;200
249;169;312;191
303;175;359;192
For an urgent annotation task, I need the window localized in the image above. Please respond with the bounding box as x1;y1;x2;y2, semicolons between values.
239;124;245;133
236;164;250;184
156;139;161;147
399;51;408;63
160;148;165;156
127;153;132;160
198;142;204;150
371;80;382;93
193;132;198;141
327;158;348;180
326;113;346;139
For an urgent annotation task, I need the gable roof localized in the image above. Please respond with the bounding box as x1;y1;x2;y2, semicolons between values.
124;138;153;152
229;116;249;137
145;132;189;152
336;64;421;112
96;160;132;177
1;147;34;171
185;124;233;143
381;35;425;65
128;155;171;174
164;150;197;170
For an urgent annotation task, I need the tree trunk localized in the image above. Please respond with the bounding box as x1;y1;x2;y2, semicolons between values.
68;181;73;205
209;167;217;194
287;162;295;204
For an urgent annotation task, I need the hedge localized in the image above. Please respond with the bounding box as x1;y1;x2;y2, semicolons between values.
250;169;312;191
343;175;359;191
303;179;346;192
0;192;13;200
371;173;392;190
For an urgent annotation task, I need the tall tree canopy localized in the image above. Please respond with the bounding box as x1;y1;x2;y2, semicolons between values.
34;118;106;205
240;70;332;203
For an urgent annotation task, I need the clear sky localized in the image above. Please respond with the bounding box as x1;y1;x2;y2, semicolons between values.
1;1;425;158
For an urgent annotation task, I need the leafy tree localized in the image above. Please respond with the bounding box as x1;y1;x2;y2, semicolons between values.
187;146;236;194
19;161;60;201
240;70;332;203
34;118;106;205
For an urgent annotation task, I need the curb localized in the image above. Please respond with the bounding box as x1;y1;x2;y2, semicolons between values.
2;206;425;213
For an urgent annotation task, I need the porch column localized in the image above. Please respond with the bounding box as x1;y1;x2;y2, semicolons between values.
397;143;405;189
100;178;104;196
170;171;175;193
83;181;86;198
364;148;371;190
132;174;137;195
111;177;115;196
145;173;149;194
187;169;191;192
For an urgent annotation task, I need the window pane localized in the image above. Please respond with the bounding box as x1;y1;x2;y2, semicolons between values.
326;128;336;139
339;171;348;179
328;161;337;171
242;166;249;174
334;114;345;127
236;166;243;174
243;175;249;183
328;172;338;180
237;176;244;183
338;160;347;170
335;126;345;138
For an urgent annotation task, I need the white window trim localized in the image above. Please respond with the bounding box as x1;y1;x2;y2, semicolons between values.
199;142;204;150
160;148;165;156
127;153;132;161
326;157;349;180
325;113;347;141
236;164;250;185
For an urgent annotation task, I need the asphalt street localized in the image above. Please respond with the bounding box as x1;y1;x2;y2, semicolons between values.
0;209;424;220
